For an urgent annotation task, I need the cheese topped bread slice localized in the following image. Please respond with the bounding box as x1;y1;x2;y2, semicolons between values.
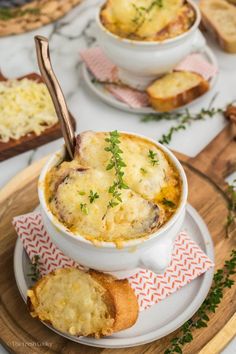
147;71;210;112
75;132;180;200
27;268;139;338
47;163;162;242
46;132;181;244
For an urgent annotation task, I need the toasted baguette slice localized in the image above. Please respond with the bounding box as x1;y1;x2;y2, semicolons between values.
27;268;138;338
147;72;209;112
200;0;236;53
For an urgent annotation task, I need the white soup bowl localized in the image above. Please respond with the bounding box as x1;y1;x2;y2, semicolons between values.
96;0;206;89
38;132;188;278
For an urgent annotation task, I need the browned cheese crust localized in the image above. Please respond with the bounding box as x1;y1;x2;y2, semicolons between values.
27;267;139;338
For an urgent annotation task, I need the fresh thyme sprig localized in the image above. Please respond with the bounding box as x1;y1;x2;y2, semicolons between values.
164;249;236;354
226;179;236;237
132;1;163;29
0;7;40;21
27;255;41;282
159;106;223;145
141;96;223;145
105;131;129;208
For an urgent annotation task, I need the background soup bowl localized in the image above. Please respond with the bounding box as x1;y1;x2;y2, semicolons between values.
38;132;188;278
96;0;206;90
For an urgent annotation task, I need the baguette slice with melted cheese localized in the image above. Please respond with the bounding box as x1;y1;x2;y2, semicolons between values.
27;268;139;338
147;71;209;112
200;0;236;53
47;165;162;242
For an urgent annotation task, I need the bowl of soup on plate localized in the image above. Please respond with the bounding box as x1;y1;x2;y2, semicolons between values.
96;0;206;89
38;131;188;276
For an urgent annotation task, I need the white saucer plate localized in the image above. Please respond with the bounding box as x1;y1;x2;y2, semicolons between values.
82;46;218;114
14;203;214;349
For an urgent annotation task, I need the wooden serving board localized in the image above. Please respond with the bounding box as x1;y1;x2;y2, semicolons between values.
0;124;235;354
0;73;76;161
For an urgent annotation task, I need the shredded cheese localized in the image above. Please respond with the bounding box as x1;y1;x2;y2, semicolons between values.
0;78;58;142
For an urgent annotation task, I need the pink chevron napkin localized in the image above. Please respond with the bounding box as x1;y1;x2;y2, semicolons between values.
174;53;218;80
13;212;214;311
80;47;218;109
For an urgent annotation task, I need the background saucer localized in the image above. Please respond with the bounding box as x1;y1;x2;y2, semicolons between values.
82;46;218;114
14;204;214;349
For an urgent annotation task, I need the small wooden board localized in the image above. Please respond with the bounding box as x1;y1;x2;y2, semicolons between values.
0;0;82;37
0;124;235;354
0;72;76;161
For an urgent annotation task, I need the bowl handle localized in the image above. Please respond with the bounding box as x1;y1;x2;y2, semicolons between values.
140;239;173;274
191;30;206;52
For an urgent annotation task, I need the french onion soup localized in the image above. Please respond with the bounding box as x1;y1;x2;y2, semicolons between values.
100;0;196;42
45;132;182;245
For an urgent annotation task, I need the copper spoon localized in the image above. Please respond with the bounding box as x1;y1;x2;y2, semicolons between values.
35;35;76;160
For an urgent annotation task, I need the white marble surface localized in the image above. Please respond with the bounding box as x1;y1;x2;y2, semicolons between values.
0;0;235;352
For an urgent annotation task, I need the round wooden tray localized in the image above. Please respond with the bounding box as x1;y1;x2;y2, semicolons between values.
0;0;82;37
0;126;235;353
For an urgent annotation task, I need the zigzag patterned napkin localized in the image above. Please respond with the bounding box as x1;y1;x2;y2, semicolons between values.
13;212;214;311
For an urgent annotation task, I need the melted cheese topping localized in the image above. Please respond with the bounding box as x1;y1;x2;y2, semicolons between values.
27;268;114;337
100;0;195;41
76;132;170;199
46;132;181;244
0;79;57;142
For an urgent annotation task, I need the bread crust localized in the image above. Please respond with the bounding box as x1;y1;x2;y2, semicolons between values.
89;270;139;333
200;0;236;53
147;74;209;112
27;267;138;338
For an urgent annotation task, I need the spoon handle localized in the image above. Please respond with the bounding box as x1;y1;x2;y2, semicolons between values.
35;35;75;160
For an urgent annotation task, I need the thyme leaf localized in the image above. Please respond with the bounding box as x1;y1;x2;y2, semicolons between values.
140;167;148;175
89;190;99;204
80;203;88;215
27;255;41;282
162;198;176;208
148;149;159;166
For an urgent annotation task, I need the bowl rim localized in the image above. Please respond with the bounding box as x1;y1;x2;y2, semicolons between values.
96;0;201;46
38;131;188;249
